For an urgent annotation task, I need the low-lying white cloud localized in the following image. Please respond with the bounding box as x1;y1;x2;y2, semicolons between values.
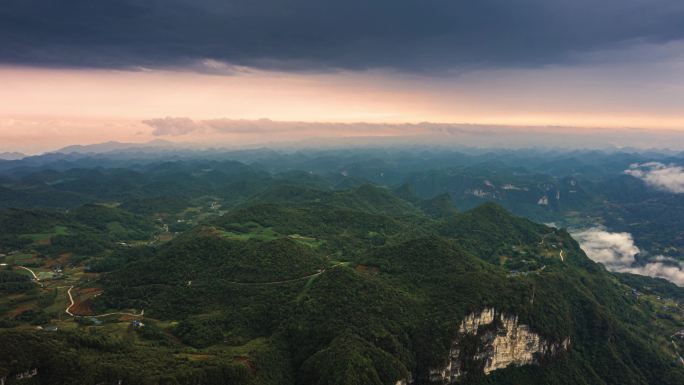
572;229;640;269
573;227;684;286
625;162;684;193
631;262;684;285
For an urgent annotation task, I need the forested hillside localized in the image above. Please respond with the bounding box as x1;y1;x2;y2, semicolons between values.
1;167;684;385
0;154;684;385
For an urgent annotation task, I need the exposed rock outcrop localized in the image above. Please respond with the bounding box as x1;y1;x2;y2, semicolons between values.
4;368;40;383
395;374;414;385
430;308;569;383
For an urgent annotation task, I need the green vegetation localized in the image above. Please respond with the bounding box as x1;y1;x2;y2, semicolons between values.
1;152;684;384
0;269;33;293
8;191;675;384
0;204;157;255
24;225;69;242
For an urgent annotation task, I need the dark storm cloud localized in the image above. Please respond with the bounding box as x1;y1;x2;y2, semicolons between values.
2;0;684;72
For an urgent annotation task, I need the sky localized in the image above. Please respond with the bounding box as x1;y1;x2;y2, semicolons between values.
2;0;684;153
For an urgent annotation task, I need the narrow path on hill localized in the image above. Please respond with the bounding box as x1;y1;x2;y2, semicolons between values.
64;260;344;318
65;285;143;318
89;309;144;318
538;232;564;262
18;265;44;287
65;286;75;316
224;262;346;286
671;339;684;366
17;265;39;280
538;231;554;245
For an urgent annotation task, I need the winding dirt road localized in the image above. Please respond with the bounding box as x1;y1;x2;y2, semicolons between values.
65;286;75;316
65;286;143;318
538;231;556;246
61;260;345;318
89;309;144;318
671;339;684;365
17;265;39;280
538;233;565;262
224;262;345;286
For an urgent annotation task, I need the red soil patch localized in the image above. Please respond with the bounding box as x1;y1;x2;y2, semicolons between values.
46;253;72;268
69;287;104;316
8;303;34;318
355;264;380;274
81;272;100;280
120;314;138;322
158;233;174;241
20;257;41;265
79;287;102;296
198;226;223;237
233;356;257;375
70;299;95;316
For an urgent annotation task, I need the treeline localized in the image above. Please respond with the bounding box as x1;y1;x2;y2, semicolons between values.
0;330;288;385
0;269;33;293
0;204;157;255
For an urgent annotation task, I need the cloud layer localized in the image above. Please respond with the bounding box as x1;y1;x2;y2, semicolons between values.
139;117;684;150
2;0;684;71
143;117;485;137
625;162;684;193
573;228;684;285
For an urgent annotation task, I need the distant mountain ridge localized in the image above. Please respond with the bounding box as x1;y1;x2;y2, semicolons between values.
0;152;25;160
55;139;178;154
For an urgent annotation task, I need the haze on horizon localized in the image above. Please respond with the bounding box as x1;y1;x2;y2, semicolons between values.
2;0;684;153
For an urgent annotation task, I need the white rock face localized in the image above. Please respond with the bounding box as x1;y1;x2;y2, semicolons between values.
469;189;490;198
459;308;495;334
430;308;569;383
395;373;414;385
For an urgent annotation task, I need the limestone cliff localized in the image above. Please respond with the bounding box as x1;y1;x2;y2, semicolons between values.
429;308;570;383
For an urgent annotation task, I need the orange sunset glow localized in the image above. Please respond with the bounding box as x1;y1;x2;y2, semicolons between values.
2;52;684;153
